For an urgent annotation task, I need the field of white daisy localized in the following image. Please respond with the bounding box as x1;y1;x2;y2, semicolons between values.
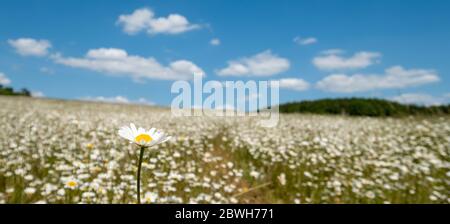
0;96;448;204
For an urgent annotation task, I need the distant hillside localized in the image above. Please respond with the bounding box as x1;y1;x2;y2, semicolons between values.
0;85;31;97
279;98;450;117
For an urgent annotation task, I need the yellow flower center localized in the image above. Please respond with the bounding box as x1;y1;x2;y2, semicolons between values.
135;134;153;144
67;181;77;187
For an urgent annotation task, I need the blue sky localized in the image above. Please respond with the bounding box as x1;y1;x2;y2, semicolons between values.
1;0;449;106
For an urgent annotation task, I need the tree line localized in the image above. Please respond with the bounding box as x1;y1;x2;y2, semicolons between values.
278;98;450;117
0;85;31;97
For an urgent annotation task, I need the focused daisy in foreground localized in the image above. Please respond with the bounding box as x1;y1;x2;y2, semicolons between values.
118;123;171;204
118;123;171;147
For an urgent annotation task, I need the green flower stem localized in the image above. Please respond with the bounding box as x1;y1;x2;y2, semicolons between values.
136;146;146;204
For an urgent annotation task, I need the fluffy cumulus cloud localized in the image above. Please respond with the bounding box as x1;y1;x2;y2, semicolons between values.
391;93;450;106
8;38;51;57
81;95;155;105
273;78;310;91
0;72;11;85
31;91;45;98
316;66;439;93
313;50;381;70
210;38;221;46
293;36;317;45
216;50;290;76
117;7;200;35
51;48;204;81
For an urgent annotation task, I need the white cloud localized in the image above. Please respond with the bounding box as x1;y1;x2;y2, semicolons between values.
320;49;345;55
83;96;130;104
216;50;290;76
273;78;310;91
81;95;155;105
40;67;54;74
117;7;200;35
136;97;155;105
52;48;204;81
293;36;317;45
8;38;51;57
313;50;381;70
116;8;153;34
391;93;449;106
0;72;11;85
210;38;220;46
31;91;45;98
316;66;439;93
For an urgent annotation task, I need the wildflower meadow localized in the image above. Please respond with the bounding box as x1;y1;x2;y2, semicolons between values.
0;96;448;204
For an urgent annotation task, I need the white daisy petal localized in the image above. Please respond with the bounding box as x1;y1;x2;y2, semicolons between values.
122;126;134;140
118;129;126;138
130;123;137;136
118;127;133;141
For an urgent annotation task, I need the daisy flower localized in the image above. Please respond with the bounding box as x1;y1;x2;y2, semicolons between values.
118;123;171;147
143;192;158;203
24;187;36;195
64;177;79;189
85;143;94;150
118;123;172;204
